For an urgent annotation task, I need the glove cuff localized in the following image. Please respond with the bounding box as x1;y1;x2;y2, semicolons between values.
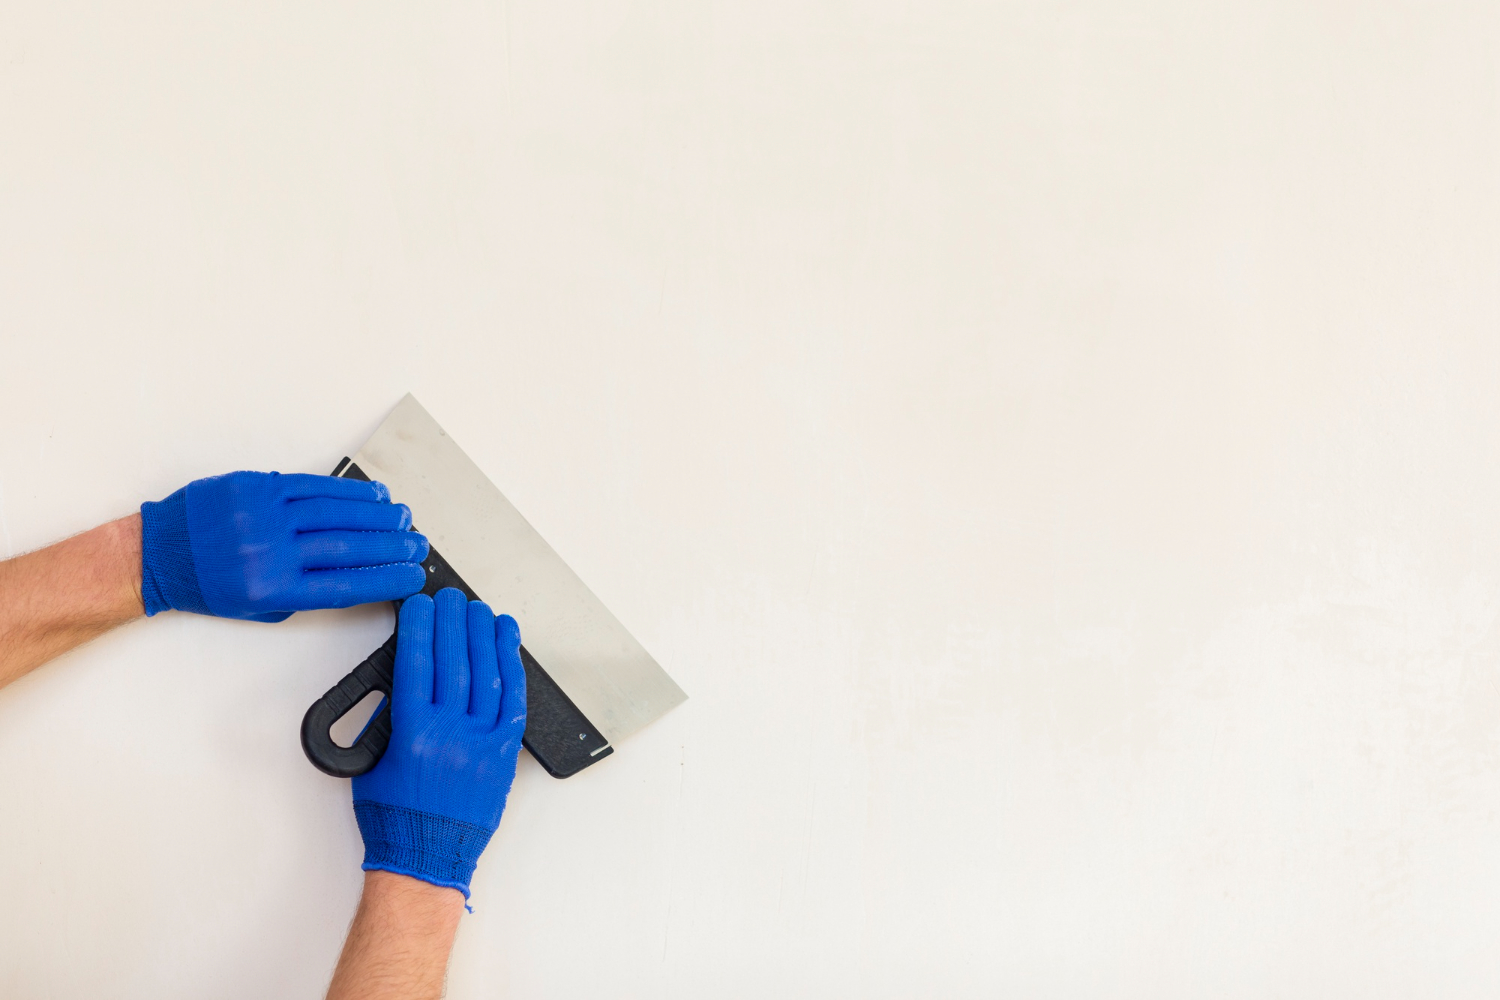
139;488;210;617
353;801;494;899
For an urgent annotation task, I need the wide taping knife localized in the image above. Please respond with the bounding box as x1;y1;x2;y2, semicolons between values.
301;394;686;779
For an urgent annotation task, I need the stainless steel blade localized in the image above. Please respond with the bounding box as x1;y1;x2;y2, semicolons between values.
351;394;686;745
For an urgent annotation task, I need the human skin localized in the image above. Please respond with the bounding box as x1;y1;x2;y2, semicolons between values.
326;871;467;1000
0;512;469;995
0;514;146;690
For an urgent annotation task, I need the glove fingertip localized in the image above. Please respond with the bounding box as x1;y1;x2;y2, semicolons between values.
408;531;430;561
399;591;435;636
495;613;521;650
374;561;427;602
396;560;428;595
433;586;468;614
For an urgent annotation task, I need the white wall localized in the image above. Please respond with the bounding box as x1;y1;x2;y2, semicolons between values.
2;2;1499;996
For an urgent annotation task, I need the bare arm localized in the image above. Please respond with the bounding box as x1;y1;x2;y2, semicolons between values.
327;871;466;1000
0;514;145;690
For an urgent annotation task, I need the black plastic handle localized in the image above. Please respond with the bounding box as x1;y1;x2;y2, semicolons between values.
301;622;398;777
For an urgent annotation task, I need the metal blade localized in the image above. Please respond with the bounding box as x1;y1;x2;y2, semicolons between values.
351;394;686;745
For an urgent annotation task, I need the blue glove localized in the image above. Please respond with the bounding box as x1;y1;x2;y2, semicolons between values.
140;471;429;623
351;588;528;898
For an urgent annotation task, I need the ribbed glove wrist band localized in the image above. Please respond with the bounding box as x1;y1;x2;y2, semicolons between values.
353;801;495;899
140;488;209;616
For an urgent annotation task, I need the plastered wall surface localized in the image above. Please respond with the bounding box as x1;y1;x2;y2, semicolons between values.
2;2;1499;997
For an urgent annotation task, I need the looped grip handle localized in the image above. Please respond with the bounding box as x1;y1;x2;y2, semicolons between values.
300;625;398;778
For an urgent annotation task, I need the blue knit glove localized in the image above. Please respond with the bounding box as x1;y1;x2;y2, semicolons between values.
351;588;528;898
140;471;429;623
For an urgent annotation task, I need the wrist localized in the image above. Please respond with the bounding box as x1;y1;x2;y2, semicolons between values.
0;513;147;690
326;871;463;1000
360;869;466;916
106;514;146;619
77;514;147;623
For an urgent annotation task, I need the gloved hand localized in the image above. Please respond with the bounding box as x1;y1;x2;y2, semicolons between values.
351;588;527;898
140;471;429;622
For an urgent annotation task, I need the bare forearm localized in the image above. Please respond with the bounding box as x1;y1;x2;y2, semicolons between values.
327;871;465;1000
0;514;145;689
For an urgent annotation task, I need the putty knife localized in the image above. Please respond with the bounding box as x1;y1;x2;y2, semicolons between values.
301;394;686;779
